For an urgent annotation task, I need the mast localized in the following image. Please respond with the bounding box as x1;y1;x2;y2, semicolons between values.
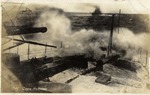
107;14;115;56
118;9;121;33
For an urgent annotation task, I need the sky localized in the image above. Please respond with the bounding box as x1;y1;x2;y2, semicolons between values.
1;0;150;58
1;0;150;14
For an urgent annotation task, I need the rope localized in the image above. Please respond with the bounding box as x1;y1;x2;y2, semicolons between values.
1;0;10;6
15;2;24;19
1;5;15;26
127;0;138;13
137;0;150;11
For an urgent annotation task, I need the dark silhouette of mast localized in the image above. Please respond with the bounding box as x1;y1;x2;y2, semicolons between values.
107;14;115;56
118;9;121;33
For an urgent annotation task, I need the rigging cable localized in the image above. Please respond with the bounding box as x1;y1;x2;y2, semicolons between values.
1;0;10;6
137;0;150;11
127;0;138;13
